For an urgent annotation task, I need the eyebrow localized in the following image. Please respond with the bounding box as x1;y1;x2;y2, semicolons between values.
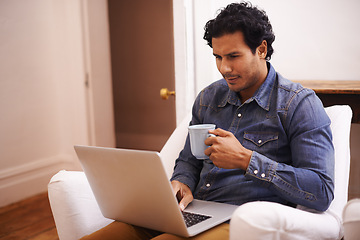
213;51;241;57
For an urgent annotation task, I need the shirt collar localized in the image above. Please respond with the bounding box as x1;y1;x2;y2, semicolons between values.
220;62;276;111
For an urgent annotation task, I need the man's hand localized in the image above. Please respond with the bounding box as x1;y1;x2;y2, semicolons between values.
204;128;253;170
171;180;193;211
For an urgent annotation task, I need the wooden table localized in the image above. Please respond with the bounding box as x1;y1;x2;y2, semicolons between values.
294;80;360;123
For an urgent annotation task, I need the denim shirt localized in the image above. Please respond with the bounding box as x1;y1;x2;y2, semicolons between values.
170;63;334;212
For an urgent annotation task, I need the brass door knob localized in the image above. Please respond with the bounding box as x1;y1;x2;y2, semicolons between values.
160;88;175;100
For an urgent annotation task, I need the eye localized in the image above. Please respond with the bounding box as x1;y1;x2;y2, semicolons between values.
229;54;240;59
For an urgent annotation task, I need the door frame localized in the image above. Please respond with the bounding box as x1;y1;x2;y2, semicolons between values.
81;0;116;147
173;0;196;125
82;0;196;145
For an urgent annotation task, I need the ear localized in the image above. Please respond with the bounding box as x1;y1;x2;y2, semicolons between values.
257;40;267;59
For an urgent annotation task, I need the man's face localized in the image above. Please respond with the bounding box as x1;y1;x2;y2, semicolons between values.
212;31;267;101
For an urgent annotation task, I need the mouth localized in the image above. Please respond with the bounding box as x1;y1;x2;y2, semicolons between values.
225;76;240;84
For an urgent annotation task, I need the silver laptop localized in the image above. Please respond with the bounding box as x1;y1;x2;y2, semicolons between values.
74;145;238;237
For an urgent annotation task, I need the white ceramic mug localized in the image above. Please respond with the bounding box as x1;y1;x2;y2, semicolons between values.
188;124;216;159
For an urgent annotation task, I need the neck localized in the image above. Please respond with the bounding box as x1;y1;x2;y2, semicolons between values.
239;61;269;103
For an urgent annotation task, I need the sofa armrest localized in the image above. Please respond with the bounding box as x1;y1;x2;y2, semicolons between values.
230;201;341;240
343;199;360;240
48;170;113;240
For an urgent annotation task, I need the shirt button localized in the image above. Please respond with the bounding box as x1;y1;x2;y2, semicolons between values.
258;139;262;144
253;170;258;174
206;183;211;188
237;113;242;118
261;173;266;178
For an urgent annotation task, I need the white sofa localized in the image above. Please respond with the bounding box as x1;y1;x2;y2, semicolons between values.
342;198;360;240
48;105;353;240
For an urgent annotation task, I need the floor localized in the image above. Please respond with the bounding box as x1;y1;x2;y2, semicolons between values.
0;192;58;240
0;188;357;240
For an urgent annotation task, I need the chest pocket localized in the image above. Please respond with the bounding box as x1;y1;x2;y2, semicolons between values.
243;132;279;156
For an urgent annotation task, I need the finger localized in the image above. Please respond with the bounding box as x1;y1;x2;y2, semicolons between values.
204;146;211;156
206;128;229;146
171;181;194;210
179;193;193;211
204;134;216;146
208;129;216;135
210;128;231;137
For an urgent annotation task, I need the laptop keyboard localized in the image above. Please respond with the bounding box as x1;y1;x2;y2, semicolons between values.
182;211;212;228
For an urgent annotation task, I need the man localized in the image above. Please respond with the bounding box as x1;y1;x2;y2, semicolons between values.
82;2;334;239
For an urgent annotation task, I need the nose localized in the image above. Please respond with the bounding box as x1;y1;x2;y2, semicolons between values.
218;59;232;75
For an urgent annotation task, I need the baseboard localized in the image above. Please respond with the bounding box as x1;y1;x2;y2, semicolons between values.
0;154;78;207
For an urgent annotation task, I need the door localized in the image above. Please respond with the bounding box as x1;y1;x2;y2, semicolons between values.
108;0;176;151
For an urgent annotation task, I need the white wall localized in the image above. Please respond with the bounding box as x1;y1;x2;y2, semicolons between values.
191;0;360;197
0;0;114;207
193;0;360;91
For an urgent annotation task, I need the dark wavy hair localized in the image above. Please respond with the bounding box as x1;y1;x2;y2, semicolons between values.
203;2;275;60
